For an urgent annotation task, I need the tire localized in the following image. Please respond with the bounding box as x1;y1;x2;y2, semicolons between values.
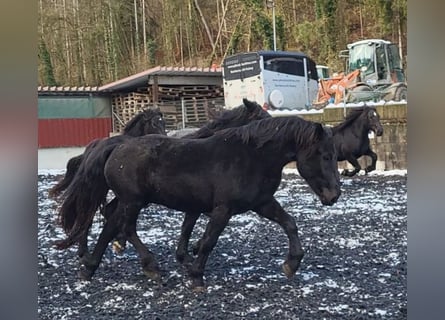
346;85;372;103
394;84;407;101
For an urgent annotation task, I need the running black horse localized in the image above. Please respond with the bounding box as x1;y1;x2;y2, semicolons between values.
333;106;383;177
186;106;384;257
58;99;271;258
48;108;167;199
107;99;271;253
56;115;341;291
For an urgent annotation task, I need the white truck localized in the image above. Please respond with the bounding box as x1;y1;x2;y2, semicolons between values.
222;50;319;110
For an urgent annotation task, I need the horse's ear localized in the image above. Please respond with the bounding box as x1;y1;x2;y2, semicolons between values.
367;108;377;118
208;107;219;119
243;98;255;110
314;123;326;140
141;109;150;119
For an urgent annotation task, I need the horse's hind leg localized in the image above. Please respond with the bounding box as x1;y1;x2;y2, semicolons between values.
255;198;304;279
176;212;200;264
77;229;89;258
188;206;231;291
101;197;127;254
364;149;378;173
78;206;123;281
342;157;361;177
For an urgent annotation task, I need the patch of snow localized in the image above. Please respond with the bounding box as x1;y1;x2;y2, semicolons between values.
301;271;319;281
375;308;388;316
301;285;314;295
323;279;340;288
104;283;139;291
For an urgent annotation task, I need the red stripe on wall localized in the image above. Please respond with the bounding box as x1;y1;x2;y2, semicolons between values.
38;118;112;148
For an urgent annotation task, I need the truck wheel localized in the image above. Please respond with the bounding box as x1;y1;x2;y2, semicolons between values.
394;84;407;101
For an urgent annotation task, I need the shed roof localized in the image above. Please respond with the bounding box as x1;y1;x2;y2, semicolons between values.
99;66;223;92
38;86;100;94
38;66;223;95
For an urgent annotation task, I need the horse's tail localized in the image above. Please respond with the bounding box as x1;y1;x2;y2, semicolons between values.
48;139;102;200
55;142;117;250
48;154;83;199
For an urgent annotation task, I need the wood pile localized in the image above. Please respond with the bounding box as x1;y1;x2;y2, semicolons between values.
111;92;151;132
111;85;224;132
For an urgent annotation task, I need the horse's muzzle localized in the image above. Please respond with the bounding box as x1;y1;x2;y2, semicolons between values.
374;127;384;136
320;188;341;206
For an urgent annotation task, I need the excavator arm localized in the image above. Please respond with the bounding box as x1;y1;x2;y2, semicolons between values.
313;69;361;108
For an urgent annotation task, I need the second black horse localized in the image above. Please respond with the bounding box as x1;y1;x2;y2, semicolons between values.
333;106;383;177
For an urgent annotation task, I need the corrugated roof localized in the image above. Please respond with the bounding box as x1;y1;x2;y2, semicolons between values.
38;65;223;94
99;65;222;92
38;86;100;93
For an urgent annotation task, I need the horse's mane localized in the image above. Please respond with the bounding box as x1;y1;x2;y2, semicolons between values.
123;108;161;136
217;116;319;149
333;106;375;132
206;103;253;129
183;101;268;139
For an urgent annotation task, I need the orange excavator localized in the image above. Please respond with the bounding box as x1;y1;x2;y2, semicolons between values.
313;39;407;108
313;69;360;108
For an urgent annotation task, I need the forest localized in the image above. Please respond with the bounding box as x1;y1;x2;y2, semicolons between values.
37;0;407;87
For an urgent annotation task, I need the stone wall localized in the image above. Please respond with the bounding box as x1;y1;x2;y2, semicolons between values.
297;103;407;171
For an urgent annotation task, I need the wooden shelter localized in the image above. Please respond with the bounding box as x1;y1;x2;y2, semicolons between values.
99;66;224;131
38;66;224;147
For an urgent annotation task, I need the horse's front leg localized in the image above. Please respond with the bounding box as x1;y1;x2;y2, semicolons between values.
187;206;231;292
255;198;304;279
364;149;378;173
342;156;361;177
176;211;200;265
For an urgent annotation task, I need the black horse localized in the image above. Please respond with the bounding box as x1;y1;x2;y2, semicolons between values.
57;99;271;258
48;108;167;199
108;98;271;252
333;106;383;177
56;115;341;291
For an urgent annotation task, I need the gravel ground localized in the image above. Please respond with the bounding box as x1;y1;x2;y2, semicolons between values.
38;169;407;319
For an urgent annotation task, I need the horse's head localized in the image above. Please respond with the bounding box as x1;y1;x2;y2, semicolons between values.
242;98;271;121
296;123;341;206
123;108;166;136
140;108;166;135
366;107;383;136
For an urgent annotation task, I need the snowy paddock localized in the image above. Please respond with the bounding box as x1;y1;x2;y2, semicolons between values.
38;169;407;319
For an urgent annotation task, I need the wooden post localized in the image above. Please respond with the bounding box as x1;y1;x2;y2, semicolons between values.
152;75;159;106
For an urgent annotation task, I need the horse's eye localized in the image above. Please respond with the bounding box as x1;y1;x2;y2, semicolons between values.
323;155;332;161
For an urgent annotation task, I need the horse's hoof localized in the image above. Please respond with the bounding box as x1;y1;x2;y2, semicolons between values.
112;241;125;254
78;265;94;281
282;262;298;279
143;270;162;282
192;286;206;293
282;263;294;279
345;171;356;177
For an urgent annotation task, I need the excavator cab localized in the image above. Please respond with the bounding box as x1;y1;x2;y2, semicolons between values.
313;39;407;108
347;39;406;86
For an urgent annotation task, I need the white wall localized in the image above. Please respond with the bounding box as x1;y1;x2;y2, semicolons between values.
38;147;85;170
